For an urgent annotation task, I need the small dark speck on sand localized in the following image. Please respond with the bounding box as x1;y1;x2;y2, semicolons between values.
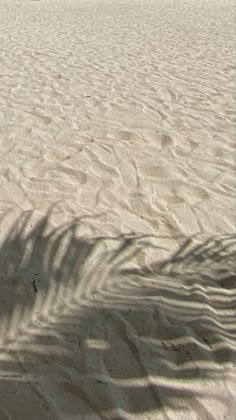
32;280;37;293
96;380;105;384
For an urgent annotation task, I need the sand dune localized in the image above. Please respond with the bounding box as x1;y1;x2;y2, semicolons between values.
0;0;235;419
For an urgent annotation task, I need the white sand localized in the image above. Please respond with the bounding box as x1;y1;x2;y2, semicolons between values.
0;0;235;418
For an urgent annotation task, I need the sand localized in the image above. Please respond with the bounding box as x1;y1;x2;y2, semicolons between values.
0;0;235;418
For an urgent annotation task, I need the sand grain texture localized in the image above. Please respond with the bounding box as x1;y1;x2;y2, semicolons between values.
0;0;235;419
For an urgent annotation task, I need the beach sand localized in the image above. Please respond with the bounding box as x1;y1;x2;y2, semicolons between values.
0;0;235;418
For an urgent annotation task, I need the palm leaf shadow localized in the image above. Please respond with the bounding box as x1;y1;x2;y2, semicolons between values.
0;211;235;419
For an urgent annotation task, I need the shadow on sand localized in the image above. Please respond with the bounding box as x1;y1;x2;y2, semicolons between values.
0;211;235;419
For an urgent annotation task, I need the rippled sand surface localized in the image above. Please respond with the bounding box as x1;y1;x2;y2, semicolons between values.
0;1;235;419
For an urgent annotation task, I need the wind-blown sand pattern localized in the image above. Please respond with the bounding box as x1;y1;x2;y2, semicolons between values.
0;0;235;419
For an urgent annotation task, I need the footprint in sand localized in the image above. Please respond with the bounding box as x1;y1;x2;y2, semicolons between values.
118;160;137;189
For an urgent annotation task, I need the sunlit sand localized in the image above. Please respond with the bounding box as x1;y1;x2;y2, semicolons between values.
0;0;235;419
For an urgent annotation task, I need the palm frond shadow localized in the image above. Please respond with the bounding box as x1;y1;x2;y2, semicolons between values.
0;212;235;419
